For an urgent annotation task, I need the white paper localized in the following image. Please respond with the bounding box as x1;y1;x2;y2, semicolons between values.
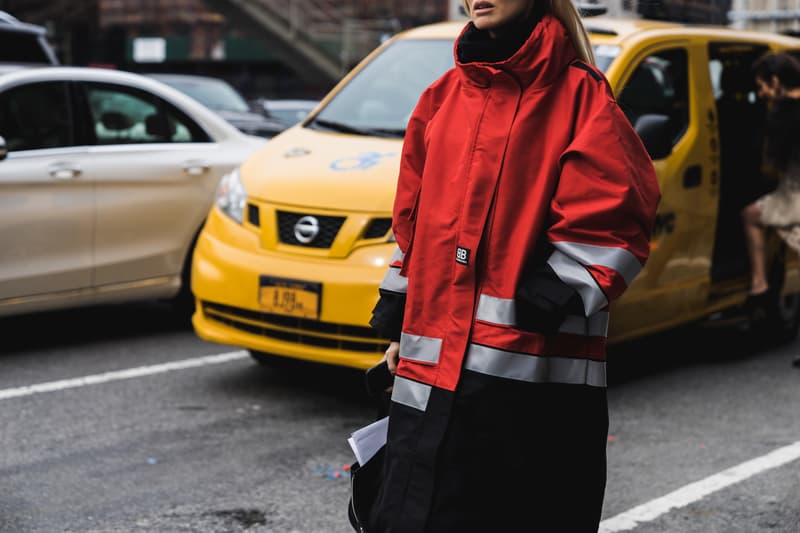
347;416;389;465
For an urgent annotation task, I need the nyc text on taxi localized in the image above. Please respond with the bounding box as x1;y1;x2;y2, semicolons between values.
192;18;800;369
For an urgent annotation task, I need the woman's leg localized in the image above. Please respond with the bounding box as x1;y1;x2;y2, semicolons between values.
741;201;769;295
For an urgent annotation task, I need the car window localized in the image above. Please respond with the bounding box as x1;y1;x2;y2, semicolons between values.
593;44;620;73
312;39;454;135
0;81;73;151
83;83;208;145
157;77;250;113
270;107;311;125
617;48;689;146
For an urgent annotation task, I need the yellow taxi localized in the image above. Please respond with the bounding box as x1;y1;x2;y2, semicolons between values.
192;17;800;369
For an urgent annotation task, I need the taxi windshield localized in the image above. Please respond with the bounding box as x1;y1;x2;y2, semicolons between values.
309;39;454;138
309;38;618;138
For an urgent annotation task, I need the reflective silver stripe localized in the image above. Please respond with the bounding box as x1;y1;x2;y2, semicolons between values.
464;344;606;387
559;312;609;336
551;241;641;287
475;294;608;336
547;250;608;316
400;332;442;364
476;293;515;325
390;246;405;264
379;267;408;293
391;376;431;411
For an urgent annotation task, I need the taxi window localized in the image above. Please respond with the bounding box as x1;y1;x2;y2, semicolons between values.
310;39;454;136
617;48;689;146
593;45;620;72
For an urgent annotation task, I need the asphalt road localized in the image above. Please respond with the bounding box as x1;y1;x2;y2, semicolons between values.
0;301;798;532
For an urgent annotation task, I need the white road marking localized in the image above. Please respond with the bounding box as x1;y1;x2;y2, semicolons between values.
600;439;800;532
0;350;249;401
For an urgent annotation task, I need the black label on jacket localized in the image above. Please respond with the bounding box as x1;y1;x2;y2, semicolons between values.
456;246;470;266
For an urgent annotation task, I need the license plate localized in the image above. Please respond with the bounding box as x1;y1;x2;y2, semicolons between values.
258;275;321;319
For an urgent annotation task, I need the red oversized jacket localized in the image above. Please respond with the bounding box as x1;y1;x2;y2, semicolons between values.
364;14;661;533
372;14;660;404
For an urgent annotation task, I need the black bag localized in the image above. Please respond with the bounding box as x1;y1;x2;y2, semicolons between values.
347;445;385;533
347;361;392;533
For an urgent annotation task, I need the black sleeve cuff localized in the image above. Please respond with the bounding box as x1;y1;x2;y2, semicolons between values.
369;289;406;342
514;263;583;335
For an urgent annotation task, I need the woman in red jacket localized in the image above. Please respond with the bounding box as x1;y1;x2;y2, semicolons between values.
368;1;660;531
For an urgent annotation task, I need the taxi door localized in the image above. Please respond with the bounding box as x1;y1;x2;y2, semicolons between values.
606;39;719;341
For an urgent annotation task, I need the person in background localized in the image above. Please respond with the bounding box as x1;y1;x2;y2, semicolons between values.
739;51;800;367
366;0;661;531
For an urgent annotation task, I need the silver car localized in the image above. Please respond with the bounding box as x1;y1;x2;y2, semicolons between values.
0;66;263;317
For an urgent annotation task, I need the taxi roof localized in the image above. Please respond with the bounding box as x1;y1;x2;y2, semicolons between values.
397;16;800;48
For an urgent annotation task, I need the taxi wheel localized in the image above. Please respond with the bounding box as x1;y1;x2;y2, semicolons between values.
773;291;800;344
751;253;800;345
250;350;273;365
249;350;297;369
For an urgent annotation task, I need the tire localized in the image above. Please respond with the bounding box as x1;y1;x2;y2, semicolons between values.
751;245;800;345
249;350;298;369
774;290;800;344
170;227;202;318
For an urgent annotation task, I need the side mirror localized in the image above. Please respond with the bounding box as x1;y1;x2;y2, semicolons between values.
0;135;6;161
634;114;672;160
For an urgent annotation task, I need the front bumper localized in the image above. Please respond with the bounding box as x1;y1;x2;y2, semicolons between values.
191;208;391;370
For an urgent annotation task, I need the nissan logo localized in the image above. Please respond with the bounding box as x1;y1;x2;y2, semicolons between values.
294;215;320;244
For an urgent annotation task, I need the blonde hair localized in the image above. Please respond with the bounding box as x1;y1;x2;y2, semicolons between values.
460;0;596;65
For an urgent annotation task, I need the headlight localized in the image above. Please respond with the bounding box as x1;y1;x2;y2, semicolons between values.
215;168;247;224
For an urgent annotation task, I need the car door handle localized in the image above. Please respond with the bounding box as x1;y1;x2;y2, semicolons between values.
48;164;82;180
182;160;211;176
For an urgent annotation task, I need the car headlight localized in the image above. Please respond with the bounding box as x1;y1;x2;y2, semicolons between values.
215;168;247;224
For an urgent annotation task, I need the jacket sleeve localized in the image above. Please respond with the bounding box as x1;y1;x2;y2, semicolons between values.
519;73;661;326
369;87;436;341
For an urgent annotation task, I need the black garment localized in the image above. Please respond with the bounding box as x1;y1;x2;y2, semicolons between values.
369;375;608;533
369;289;405;342
457;5;545;64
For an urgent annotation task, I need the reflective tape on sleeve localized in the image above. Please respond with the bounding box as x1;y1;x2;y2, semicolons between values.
547;250;609;316
380;267;408;293
475;294;609;337
391;376;432;411
476;293;516;325
400;333;442;364
389;246;405;267
464;343;606;387
551;241;642;286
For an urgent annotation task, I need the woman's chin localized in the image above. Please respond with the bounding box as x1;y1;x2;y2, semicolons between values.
472;14;503;31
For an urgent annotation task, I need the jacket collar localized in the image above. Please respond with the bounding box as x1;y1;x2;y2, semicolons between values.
455;14;578;90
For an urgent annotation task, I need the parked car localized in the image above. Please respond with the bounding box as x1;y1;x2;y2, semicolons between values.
0;66;263;317
255;98;319;127
147;73;288;139
0;10;58;65
190;17;800;370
